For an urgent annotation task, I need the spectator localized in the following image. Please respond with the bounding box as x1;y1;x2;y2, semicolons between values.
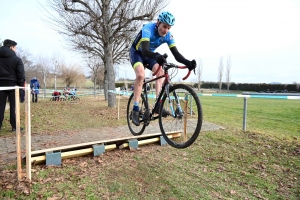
30;77;40;102
69;89;76;96
52;90;61;101
0;39;25;132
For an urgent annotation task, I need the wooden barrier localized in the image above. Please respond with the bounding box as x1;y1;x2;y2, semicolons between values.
28;131;182;165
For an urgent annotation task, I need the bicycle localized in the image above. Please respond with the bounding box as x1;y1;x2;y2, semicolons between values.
126;61;203;148
67;95;80;101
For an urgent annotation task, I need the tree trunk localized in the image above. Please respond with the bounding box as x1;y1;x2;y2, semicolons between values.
103;1;116;107
104;73;108;100
198;82;201;91
104;44;116;107
93;77;96;98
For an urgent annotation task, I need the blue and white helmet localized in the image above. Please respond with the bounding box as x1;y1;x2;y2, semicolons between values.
158;11;175;26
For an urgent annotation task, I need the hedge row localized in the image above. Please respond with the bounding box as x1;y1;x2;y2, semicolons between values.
195;82;300;92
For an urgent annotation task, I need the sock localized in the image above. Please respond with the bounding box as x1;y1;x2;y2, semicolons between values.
133;102;139;111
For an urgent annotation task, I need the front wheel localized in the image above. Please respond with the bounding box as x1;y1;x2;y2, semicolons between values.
159;84;203;148
126;93;147;136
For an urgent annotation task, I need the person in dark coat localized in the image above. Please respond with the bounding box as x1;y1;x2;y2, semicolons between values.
0;39;25;132
30;77;40;102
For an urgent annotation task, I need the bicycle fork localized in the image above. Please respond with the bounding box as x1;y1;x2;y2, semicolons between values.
165;85;184;118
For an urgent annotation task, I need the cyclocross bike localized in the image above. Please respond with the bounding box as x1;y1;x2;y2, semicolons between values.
126;60;203;149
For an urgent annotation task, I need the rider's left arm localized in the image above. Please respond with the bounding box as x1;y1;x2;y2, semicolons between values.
170;46;190;66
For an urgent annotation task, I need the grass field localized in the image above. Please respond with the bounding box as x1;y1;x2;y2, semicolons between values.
0;95;299;199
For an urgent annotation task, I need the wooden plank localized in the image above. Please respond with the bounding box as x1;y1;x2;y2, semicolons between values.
184;100;187;141
168;132;182;138
118;143;129;149
15;86;22;180
119;132;182;149
62;144;116;159
31;131;181;156
31;144;116;164
138;138;160;146
25;84;32;180
31;132;182;164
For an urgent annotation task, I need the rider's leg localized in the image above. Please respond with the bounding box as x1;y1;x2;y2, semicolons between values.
152;63;164;97
152;64;170;117
131;63;145;126
133;63;145;107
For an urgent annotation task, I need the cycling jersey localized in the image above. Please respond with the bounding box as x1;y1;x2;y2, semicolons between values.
130;22;190;69
131;22;175;52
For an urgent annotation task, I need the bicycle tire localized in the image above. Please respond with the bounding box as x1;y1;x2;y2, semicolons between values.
126;93;147;136
159;84;203;148
74;97;80;101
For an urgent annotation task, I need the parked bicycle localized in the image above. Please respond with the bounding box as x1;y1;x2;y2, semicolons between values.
65;89;80;101
66;95;80;101
126;62;203;148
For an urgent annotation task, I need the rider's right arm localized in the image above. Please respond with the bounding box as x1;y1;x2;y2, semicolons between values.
141;41;160;59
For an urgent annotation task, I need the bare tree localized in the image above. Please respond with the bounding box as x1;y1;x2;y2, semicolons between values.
226;55;232;92
35;56;52;97
43;0;168;107
218;56;224;92
60;63;84;87
16;47;35;83
49;55;65;90
74;73;86;88
292;81;300;91
197;58;203;91
87;55;105;97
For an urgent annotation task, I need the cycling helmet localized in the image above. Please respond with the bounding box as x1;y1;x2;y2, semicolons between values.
158;11;175;26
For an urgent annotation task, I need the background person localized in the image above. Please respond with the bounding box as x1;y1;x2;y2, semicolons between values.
30;77;40;102
0;39;25;132
52;90;61;101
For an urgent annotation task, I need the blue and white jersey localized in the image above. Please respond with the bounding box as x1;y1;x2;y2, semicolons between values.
131;22;176;52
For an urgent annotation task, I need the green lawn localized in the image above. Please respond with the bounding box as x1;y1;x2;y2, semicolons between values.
201;96;300;141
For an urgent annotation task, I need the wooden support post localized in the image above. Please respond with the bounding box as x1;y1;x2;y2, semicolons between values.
15;86;22;181
25;84;31;181
116;88;120;121
118;93;120;120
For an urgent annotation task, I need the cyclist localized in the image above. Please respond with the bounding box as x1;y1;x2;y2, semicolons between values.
69;89;76;100
129;11;197;126
52;90;61;101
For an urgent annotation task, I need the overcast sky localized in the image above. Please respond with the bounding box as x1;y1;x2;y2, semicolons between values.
1;0;300;84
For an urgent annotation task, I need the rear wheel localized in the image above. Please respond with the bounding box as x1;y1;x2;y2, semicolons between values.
159;84;203;148
127;93;147;136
